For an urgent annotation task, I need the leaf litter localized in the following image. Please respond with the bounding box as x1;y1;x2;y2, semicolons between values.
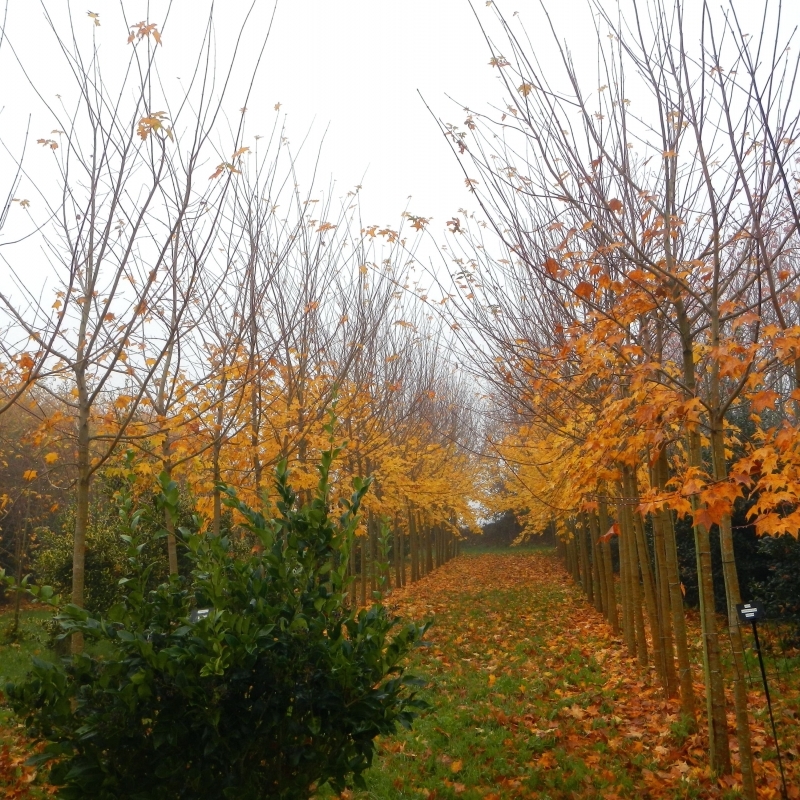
2;550;797;798
332;550;799;799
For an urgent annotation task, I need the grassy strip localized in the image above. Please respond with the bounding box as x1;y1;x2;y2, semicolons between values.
321;550;798;799
1;551;797;798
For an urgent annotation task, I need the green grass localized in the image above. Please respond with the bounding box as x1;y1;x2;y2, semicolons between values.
318;549;691;799
460;543;556;556
0;605;59;687
3;551;797;799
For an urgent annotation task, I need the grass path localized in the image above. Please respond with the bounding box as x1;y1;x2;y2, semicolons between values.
1;550;795;798
343;549;796;800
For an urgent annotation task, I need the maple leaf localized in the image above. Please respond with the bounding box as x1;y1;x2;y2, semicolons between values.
751;389;779;413
44;452;59;464
608;198;624;213
137;111;169;141
692;506;716;530
128;21;162;45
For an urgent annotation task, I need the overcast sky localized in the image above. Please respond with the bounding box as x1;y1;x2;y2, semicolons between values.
0;0;774;275
0;1;622;240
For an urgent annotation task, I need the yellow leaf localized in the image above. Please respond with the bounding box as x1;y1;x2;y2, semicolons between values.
23;469;38;482
488;674;497;687
451;760;463;773
44;452;59;464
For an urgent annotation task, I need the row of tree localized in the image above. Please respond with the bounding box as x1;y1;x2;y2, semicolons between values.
435;2;800;796
0;10;481;647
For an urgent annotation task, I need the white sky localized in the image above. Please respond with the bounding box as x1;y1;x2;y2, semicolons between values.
0;1;608;241
0;0;775;279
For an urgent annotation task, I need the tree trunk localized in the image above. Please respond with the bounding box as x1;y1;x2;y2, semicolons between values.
408;505;418;582
71;382;91;655
598;498;620;634
676;299;731;773
589;513;603;613
359;535;367;606
624;466;667;691
710;411;756;798
655;449;696;719
616;499;636;657
394;514;402;588
161;436;179;575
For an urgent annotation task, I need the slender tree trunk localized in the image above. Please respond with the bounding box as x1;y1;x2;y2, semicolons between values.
625;467;667;690
349;538;357;607
251;378;263;501
425;519;434;574
710;411;756;798
655;449;696;718
578;518;592;602
359;535;367;606
589;513;603;613
161;436;179;575
676;299;731;773
651;493;679;697
11;491;31;636
368;511;376;597
616;499;636;656
72;383;91;655
212;374;227;536
212;439;222;536
408;505;418;582
619;493;647;665
394;514;402;588
598;498;620;634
